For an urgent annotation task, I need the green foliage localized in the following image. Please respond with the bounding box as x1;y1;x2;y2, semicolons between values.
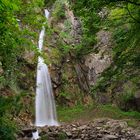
45;0;56;8
0;0;45;138
48;0;140;103
121;84;136;104
121;92;134;105
70;0;101;57
58;91;70;99
109;8;126;19
0;0;45;88
48;0;102;60
0;94;24;140
0;117;17;140
91;1;140;107
0;0;21;87
52;0;66;22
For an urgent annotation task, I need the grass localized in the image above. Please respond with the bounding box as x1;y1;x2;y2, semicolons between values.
97;104;140;119
57;104;87;123
57;104;140;128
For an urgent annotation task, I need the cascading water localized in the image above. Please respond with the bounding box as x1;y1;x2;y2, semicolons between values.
35;9;59;127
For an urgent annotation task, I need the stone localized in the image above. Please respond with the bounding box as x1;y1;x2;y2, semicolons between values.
66;131;72;137
97;134;103;138
21;128;34;138
104;134;118;140
135;135;140;140
96;127;102;130
18;119;140;140
78;125;87;130
85;30;112;86
72;128;77;131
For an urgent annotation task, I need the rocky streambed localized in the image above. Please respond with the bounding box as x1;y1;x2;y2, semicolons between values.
18;119;140;140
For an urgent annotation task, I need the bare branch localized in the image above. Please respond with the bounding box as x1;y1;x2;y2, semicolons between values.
125;0;140;6
125;5;140;23
106;0;140;6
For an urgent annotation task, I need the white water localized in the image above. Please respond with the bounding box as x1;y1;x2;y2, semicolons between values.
32;130;40;140
35;9;59;127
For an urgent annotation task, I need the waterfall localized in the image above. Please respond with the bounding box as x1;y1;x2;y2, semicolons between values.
35;9;59;127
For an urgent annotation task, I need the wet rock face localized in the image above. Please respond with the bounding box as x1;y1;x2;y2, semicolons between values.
19;119;140;140
135;92;140;112
46;3;89;100
85;30;112;86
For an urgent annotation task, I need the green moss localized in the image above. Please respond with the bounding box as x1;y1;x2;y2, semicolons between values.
126;119;139;128
57;132;67;140
41;134;49;140
109;8;126;20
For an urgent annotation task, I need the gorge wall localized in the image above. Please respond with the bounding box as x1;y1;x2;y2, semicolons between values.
44;1;113;106
43;0;140;111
